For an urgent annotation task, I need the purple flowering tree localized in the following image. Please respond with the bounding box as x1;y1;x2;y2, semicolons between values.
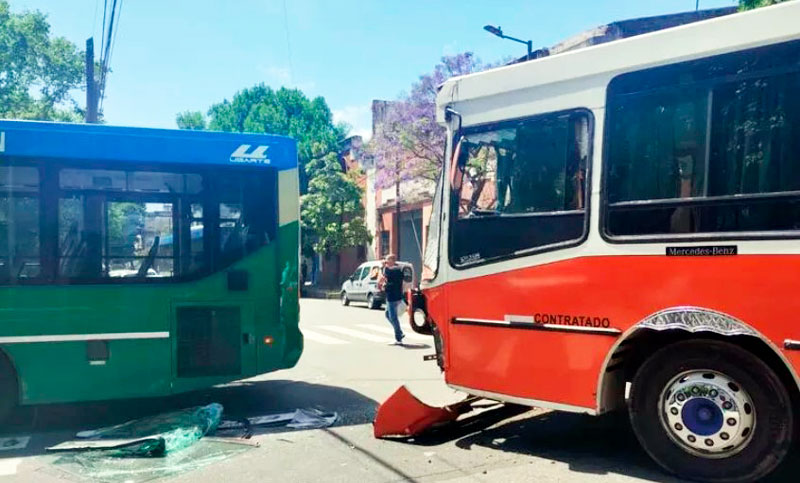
370;53;488;191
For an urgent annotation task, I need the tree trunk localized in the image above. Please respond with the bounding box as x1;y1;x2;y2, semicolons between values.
395;179;401;257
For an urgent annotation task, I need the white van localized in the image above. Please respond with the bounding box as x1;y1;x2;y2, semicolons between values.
340;261;413;309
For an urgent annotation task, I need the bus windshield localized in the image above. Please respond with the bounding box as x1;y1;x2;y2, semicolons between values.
422;169;444;282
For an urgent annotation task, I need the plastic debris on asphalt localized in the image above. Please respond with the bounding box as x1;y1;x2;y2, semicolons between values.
217;408;338;434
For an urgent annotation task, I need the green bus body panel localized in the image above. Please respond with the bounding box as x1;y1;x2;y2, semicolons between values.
0;221;301;406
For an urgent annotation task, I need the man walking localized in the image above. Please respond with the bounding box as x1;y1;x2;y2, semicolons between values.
378;254;405;345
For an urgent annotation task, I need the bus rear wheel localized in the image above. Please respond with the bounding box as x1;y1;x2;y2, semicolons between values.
0;353;18;424
629;340;792;483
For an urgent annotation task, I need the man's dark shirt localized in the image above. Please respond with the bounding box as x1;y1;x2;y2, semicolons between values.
383;266;404;302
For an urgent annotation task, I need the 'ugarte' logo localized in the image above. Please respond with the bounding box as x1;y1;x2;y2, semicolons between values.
230;144;270;164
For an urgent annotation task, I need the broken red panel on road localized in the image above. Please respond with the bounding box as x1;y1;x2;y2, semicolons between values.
373;385;477;438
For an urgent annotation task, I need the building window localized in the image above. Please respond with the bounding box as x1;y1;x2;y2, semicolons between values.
605;40;800;238
379;230;390;257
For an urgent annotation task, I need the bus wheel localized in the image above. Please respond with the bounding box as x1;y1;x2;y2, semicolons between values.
0;353;18;423
629;340;792;483
341;291;350;306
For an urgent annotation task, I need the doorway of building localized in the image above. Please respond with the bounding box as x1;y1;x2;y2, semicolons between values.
399;209;423;285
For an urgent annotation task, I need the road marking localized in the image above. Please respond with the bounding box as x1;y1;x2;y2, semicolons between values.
317;326;387;342
0;436;29;451
301;329;349;345
356;324;430;341
0;458;21;476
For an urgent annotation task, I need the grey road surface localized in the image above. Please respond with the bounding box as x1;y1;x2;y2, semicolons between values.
1;299;796;482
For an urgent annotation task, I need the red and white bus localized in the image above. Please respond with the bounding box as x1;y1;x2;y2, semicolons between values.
414;3;800;481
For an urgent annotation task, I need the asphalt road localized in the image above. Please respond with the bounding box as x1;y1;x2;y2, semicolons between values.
1;298;797;482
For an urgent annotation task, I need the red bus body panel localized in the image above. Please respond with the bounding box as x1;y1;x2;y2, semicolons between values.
425;255;800;411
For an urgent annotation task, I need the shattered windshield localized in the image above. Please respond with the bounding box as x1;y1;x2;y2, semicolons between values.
422;168;444;282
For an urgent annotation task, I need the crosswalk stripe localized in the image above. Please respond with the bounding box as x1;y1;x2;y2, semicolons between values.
317;326;387;342
302;329;349;345
356;324;430;341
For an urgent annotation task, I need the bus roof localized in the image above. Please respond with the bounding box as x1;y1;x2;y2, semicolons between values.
0;120;297;171
436;1;800;125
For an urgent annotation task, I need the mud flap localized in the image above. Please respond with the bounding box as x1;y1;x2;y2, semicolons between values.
373;386;479;438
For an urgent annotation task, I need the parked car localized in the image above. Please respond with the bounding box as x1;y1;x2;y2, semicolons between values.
341;261;413;309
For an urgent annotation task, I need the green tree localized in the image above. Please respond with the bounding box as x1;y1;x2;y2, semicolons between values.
739;0;789;9
0;0;84;121
301;152;371;284
176;85;347;192
175;110;206;130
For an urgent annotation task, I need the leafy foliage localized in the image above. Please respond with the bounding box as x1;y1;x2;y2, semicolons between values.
739;0;789;9
368;53;493;191
300;153;371;258
0;0;84;121
175;110;206;130
175;85;347;192
107;202;146;257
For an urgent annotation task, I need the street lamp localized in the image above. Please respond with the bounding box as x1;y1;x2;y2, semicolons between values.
483;25;533;60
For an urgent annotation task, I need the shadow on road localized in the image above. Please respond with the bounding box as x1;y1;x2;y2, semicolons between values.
400;405;800;482
399;342;430;350
0;379;377;461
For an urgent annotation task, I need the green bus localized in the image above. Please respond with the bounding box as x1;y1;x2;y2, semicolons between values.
0;120;302;421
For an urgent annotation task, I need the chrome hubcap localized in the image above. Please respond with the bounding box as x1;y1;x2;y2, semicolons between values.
659;370;755;458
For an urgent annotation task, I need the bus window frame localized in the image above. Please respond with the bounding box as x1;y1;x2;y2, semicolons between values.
0;157;278;286
447;107;594;270
600;40;800;245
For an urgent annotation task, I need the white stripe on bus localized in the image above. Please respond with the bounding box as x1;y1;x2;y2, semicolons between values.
0;332;170;344
300;329;349;345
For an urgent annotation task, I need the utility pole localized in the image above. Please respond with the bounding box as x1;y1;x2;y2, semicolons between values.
85;38;98;123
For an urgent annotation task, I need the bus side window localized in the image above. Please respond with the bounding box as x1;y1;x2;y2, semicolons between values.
217;172;276;265
605;40;800;237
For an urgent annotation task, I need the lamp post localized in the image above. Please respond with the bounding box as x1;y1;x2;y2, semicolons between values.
483;25;532;60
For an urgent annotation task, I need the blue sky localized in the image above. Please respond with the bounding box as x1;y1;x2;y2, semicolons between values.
14;0;737;138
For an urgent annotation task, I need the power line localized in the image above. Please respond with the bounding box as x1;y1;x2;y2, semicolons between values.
92;0;100;38
99;0;123;111
98;0;123;112
100;0;108;54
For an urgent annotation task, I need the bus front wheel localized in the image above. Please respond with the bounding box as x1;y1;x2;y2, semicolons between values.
629;340;792;483
0;352;18;423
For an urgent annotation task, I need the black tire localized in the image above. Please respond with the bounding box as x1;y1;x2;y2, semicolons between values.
0;352;18;424
629;340;793;483
341;291;350;306
367;293;379;310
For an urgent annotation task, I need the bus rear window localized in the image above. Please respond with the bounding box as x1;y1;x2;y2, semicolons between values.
0;164;276;285
0;166;41;282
